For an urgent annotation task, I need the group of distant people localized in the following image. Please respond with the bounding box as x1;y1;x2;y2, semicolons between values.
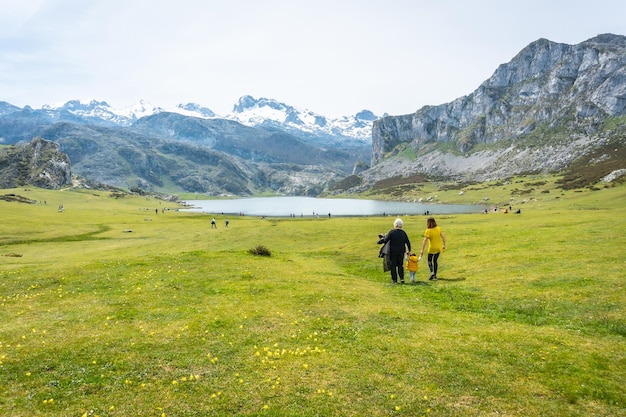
379;217;446;284
210;217;229;228
485;205;521;214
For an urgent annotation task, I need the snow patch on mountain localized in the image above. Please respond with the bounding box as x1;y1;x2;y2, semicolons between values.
117;100;165;120
41;99;164;126
175;103;216;118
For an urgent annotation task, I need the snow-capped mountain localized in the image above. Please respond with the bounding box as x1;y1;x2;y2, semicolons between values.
33;96;376;142
0;101;21;115
0;96;372;195
40;99;165;126
226;95;376;142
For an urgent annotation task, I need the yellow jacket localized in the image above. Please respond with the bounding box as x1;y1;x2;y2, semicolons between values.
406;254;419;272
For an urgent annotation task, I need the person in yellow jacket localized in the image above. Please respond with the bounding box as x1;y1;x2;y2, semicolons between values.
406;252;419;283
419;217;446;280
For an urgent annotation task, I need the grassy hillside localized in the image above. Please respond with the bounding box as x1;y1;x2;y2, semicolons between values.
0;181;624;416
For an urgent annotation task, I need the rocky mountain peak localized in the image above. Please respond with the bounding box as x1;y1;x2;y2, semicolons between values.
355;110;377;121
583;33;626;46
176;103;216;118
232;95;290;114
0;137;72;189
0;101;21;116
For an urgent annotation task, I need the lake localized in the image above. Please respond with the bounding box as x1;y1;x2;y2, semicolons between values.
182;196;484;217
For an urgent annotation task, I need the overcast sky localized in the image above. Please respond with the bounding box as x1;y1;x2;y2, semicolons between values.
1;0;624;118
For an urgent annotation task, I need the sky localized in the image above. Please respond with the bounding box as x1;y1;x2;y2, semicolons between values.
1;0;625;118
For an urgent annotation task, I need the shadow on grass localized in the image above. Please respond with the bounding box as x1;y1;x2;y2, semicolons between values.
435;277;467;282
387;278;467;286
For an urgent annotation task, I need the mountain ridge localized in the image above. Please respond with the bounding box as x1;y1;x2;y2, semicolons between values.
0;96;373;195
3;96;375;143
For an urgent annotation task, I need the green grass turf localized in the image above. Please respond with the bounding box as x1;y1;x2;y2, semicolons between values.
0;180;624;416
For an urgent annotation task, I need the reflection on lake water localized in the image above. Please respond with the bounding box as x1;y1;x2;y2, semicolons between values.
183;196;484;217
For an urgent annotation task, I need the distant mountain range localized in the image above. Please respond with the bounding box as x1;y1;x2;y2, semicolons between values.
0;96;374;195
4;95;376;143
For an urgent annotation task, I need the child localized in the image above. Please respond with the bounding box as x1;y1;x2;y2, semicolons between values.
406;252;419;283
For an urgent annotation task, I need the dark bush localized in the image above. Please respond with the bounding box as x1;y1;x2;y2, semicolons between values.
331;175;363;191
248;245;271;257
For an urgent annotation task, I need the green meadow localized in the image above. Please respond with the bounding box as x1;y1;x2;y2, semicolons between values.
0;179;624;417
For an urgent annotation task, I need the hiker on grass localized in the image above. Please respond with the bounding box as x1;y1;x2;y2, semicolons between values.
383;218;411;284
419;217;446;281
211;218;217;228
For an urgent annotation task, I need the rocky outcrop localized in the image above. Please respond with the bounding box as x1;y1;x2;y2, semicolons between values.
370;34;626;180
0;137;72;189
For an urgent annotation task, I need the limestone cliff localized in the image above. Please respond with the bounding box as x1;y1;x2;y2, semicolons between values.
369;34;626;181
0;137;72;189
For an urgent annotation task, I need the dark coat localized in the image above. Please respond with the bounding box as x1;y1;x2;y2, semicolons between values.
383;228;411;256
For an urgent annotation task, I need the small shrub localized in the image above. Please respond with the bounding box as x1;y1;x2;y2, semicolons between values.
372;174;430;190
248;245;271;257
331;175;363;191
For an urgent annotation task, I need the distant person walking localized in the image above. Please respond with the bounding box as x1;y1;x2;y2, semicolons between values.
225;218;229;228
383;218;411;284
211;218;217;229
419;217;446;280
